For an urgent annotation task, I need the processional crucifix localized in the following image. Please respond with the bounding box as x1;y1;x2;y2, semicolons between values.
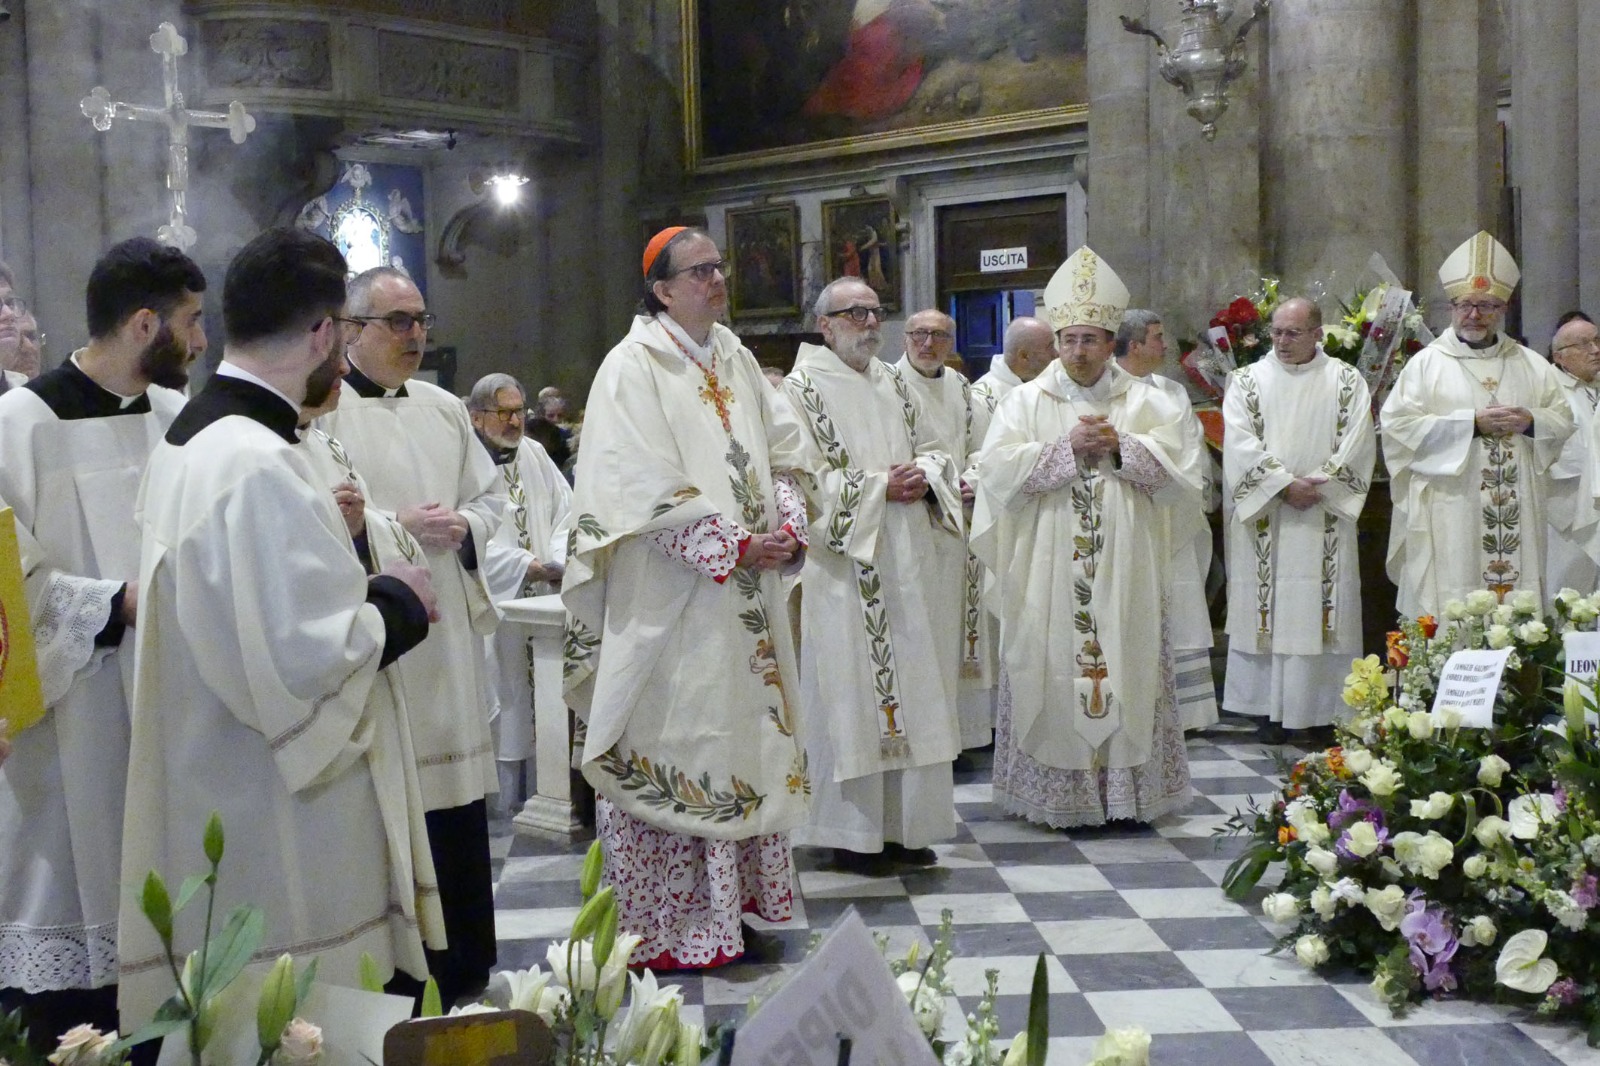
79;22;256;252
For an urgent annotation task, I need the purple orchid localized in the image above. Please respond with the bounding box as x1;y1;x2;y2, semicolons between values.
1327;790;1378;832
1571;873;1598;910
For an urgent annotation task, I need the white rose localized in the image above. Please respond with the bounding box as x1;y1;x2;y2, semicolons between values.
1478;754;1510;788
1465;589;1498;616
1360;761;1402;797
1573;598;1600;624
1409;791;1454;820
1089;1028;1151;1066
1262;892;1302;924
1309;885;1337;919
1407;710;1435;739
1516;620;1549;645
1474;816;1512;847
1342;747;1374;776
1415;832;1455;878
1486;624;1514;649
1461;915;1497;947
1435;706;1464;730
1443;599;1468;621
1391;831;1423;868
1510;589;1540;615
1379;856;1405;881
1509;794;1560;839
273;1018;324;1066
1490;604;1517;627
1304;846;1339;879
1299;821;1332;846
1343;820;1381;858
1556;587;1582;606
47;1025;118;1066
1364;885;1408;931
1294;934;1330;968
1462;854;1489;879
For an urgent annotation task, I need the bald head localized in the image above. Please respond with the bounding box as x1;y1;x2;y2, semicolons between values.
1001;316;1055;382
1553;315;1600;383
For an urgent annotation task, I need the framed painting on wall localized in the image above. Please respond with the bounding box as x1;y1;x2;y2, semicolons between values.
725;203;801;319
682;0;1090;173
821;196;899;312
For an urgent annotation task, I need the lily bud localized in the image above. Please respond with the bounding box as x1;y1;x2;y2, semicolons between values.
580;840;604;900
141;871;174;944
593;900;619;970
257;954;298;1053
203;810;226;867
1001;1033;1029;1066
1565;679;1588;735
675;1021;704;1066
572;885;614;941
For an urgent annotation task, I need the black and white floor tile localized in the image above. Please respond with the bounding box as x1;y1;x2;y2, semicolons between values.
488;728;1600;1066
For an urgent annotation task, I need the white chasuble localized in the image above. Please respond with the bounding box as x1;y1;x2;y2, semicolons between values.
0;379;180;994
564;316;813;841
1382;329;1574;618
1544;370;1600;593
317;378;506;810
893;357;993;749
972;361;1203;772
122;405;427;1026
782;344;964;784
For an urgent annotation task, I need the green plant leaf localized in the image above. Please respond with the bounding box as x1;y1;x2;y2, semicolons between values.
197;905;266;1000
359;952;386;994
1025;953;1047;1066
110;1015;189;1056
421;976;443;1018
173;874;209;915
296;956;320;1007
1221;846;1273;901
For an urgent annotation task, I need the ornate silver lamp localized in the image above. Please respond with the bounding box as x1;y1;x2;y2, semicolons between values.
1120;1;1270;141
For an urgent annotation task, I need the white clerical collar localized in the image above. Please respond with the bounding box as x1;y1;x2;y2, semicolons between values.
990;359;1025;388
214;360;300;412
656;312;714;365
1270;347;1326;375
70;350;145;408
1063;366;1114;402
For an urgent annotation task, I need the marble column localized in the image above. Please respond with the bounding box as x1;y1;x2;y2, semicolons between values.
1085;0;1153;303
1577;1;1600;318
1264;0;1410;304
1509;0;1579;348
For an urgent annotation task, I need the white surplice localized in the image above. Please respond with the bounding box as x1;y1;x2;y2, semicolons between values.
893;357;992;750
0;376;180;995
1220;350;1375;729
782;345;964;851
121;384;428;1025
481;438;571;766
1381;328;1574;618
316;379;505;810
1544;369;1600;594
972;361;1200;827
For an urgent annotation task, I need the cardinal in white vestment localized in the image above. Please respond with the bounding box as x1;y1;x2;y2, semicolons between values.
1221;298;1376;732
315;267;505;1003
1382;232;1574;618
1544;315;1600;594
1113;309;1219;731
565;228;813;968
972;247;1200;828
468;372;572;805
782;278;965;866
894;309;992;750
0;239;205;1055
120;230;438;1027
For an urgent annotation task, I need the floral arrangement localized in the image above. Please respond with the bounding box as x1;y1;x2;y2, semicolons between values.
1179;278;1283;401
1317;283;1432;414
1224;589;1600;1045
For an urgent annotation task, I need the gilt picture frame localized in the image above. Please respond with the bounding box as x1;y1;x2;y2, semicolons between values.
725;203;801;319
820;196;900;313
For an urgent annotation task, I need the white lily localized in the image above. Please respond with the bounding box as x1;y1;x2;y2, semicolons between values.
612;970;684;1064
487;966;571;1023
1494;929;1558;994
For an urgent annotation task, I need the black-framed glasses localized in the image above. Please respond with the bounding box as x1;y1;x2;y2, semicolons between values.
667;259;729;282
907;328;953;344
1451;300;1506;317
475;405;525;424
1556;338;1600;355
1269;327;1311;340
351;310;437;333
825;305;884;325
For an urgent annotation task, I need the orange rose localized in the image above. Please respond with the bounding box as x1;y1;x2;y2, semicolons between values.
1418;615;1438;638
1278;825;1297;845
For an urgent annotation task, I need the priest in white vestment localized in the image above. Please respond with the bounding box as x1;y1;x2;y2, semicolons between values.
315;267;505;1003
468;373;572;806
1113;309;1219;731
120;229;438;1027
783;278;965;866
565;227;813;968
0;239;205;1053
0;264;27;395
1544;315;1600;594
1382;232;1574;617
893;309;991;750
972;247;1200;828
971;316;1055;418
1221;298;1376;733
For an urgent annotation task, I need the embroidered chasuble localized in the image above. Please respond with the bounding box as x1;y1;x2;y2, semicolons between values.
1381;328;1574;617
121;374;432;1025
971;362;1200;826
1544;369;1600;593
893;356;993;750
0;363;181;997
316;375;506;811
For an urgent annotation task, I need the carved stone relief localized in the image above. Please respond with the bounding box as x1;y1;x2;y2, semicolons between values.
376;32;520;111
200;20;333;92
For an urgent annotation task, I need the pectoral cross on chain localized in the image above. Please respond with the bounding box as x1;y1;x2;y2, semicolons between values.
80;22;257;251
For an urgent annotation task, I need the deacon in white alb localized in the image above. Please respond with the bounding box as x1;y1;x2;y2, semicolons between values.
1382;232;1573;616
1221;297;1375;733
1544;314;1600;594
972;247;1201;827
120;229;439;1026
0;238;206;1049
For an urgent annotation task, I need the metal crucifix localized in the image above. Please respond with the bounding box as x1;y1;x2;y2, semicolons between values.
79;22;256;251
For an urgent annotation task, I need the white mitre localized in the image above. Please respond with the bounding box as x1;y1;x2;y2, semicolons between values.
1438;230;1519;302
1043;245;1130;333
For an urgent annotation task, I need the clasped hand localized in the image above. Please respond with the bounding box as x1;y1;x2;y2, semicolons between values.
333;480;366;539
1068;415;1119;462
1282;476;1326;510
886;462;929;503
1475;404;1532;437
739;529;800;571
398;502;469;551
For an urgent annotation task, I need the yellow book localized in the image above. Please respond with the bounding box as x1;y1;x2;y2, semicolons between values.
0;507;45;734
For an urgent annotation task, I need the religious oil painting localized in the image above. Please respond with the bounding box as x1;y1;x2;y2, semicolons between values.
821;196;900;313
296;161;428;297
725;204;802;319
683;0;1089;172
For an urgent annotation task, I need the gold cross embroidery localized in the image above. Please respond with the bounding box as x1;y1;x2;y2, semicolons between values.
698;375;735;433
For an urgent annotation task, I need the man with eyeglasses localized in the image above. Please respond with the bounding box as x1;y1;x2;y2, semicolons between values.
468;372;571;808
315;266;506;1005
1221;297;1375;743
782;278;965;870
1381;231;1573;617
1543;312;1600;592
971;247;1204;828
0;261;27;393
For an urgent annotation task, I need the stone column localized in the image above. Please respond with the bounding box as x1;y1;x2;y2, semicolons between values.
1085;0;1153;302
1577;1;1600;317
1509;0;1579;348
1264;0;1410;304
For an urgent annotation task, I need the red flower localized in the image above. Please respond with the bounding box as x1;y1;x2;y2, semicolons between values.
1418;615;1438;638
1358;321;1372;339
1227;297;1259;324
1404;338;1423;354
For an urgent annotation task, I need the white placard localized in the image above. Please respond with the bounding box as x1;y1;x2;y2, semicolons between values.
733;909;937;1066
979;246;1028;273
1431;647;1512;727
1564;630;1600;681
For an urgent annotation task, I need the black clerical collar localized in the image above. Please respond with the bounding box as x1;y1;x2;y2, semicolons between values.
26;359;151;419
345;362;409;398
474;430;517;466
166;374;301;446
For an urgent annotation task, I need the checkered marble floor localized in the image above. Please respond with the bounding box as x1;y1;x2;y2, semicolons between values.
488;727;1600;1066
